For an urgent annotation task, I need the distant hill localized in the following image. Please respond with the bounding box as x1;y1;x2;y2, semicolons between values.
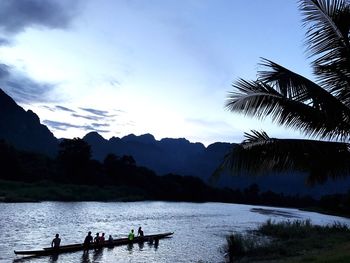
83;131;233;178
0;89;57;156
83;132;350;198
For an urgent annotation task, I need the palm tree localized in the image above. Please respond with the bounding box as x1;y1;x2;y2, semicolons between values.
219;0;350;184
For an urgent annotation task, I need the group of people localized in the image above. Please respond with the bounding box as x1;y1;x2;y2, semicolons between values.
128;226;144;241
51;226;145;251
83;231;114;250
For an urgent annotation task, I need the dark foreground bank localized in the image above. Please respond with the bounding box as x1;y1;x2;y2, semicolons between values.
225;219;350;262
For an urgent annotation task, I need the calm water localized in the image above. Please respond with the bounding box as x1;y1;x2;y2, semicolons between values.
1;201;350;263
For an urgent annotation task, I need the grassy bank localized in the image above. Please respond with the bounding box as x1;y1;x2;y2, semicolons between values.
225;219;350;262
0;180;148;202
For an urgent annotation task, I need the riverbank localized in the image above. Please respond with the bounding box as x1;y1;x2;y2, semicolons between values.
0;180;148;202
225;219;350;262
0;179;320;207
2;180;349;223
300;206;350;219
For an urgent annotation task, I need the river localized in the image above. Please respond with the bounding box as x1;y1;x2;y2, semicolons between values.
1;201;349;263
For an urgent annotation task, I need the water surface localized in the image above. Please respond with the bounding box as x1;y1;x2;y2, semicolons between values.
1;201;349;263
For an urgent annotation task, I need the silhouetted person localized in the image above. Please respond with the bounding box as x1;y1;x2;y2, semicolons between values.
108;235;113;246
83;231;93;251
128;229;134;241
51;234;61;249
99;233;105;243
94;232;101;250
94;233;100;245
137;227;144;237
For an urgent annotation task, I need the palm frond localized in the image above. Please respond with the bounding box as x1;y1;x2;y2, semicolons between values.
258;58;344;105
227;76;350;140
216;130;350;184
243;130;270;144
258;58;350;138
299;0;350;102
220;1;350;183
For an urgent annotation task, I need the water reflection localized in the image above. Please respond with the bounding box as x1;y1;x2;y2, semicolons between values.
13;255;40;263
154;239;159;250
81;251;90;263
92;248;103;262
146;238;159;251
127;243;133;253
48;254;59;262
138;241;144;251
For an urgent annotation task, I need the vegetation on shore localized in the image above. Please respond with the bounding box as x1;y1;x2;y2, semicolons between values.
0;180;148;202
0;179;315;206
225;219;350;262
1;137;350;217
0;138;324;206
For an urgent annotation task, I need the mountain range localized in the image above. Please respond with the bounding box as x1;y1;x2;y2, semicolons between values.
1;88;350;197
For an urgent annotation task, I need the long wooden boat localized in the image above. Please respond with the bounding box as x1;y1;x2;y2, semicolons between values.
14;232;173;256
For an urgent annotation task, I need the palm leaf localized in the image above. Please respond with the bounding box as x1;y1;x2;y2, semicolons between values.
220;1;350;182
299;0;350;102
227;76;350;140
258;58;350;138
215;130;350;184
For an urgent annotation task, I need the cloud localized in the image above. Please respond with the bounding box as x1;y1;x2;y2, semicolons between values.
0;1;81;103
109;79;121;87
0;64;57;103
0;37;10;46
0;64;10;78
0;0;79;36
91;123;110;128
55;105;76;113
80;107;117;117
71;113;103;121
40;105;55;112
43;120;81;131
43;120;110;133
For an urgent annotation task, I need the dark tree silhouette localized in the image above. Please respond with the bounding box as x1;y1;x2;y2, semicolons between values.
0;139;21;180
219;0;350;183
120;155;136;166
57;138;92;183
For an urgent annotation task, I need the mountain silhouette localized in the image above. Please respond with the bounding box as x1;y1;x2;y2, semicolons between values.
83;132;350;197
0;89;57;156
83;132;228;177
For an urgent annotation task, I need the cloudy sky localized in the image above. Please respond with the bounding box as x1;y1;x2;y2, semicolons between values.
0;0;313;145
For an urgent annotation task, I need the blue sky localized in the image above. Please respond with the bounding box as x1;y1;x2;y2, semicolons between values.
0;0;313;145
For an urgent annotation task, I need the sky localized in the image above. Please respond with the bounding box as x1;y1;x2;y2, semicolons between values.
0;0;314;146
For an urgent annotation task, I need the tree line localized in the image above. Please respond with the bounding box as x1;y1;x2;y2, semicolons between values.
1;137;349;213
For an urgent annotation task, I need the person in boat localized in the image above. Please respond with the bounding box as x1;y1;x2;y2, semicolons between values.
108;235;113;244
83;231;93;251
94;233;100;245
137;227;144;237
128;229;135;241
51;234;61;249
99;233;105;243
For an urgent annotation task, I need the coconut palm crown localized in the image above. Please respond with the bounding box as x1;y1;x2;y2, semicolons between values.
219;0;350;184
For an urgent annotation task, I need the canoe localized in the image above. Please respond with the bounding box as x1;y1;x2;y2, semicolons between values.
14;232;173;256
